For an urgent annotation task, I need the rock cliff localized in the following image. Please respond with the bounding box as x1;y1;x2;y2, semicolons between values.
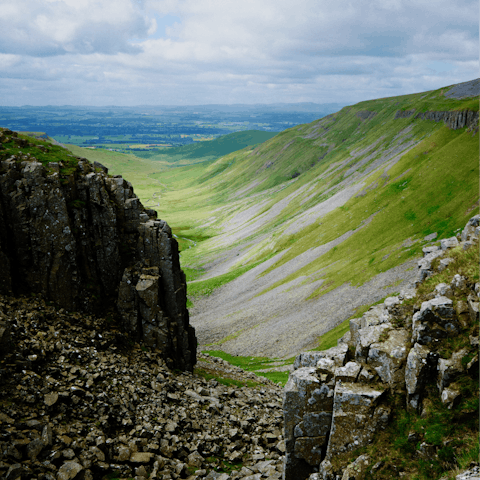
0;128;196;371
283;215;479;480
394;108;479;133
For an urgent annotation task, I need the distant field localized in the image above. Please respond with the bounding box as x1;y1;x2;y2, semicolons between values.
134;130;277;164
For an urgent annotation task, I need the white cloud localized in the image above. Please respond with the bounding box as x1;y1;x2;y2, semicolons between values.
0;0;477;105
0;0;152;55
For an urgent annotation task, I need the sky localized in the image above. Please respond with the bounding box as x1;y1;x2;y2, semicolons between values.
0;0;478;106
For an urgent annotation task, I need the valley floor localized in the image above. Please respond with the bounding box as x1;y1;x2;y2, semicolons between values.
190;257;419;358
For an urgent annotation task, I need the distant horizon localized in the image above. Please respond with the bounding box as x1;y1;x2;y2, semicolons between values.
1;101;346;109
2;77;478;110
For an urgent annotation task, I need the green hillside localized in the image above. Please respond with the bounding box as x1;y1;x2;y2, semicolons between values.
69;79;479;360
134;130;277;164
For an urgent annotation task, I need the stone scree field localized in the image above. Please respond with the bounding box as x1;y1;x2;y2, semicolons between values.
0;300;285;480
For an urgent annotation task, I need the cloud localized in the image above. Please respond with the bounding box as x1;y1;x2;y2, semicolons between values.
0;0;152;56
0;0;478;105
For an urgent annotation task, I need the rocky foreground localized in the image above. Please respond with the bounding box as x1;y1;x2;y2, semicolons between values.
0;299;285;480
284;216;480;480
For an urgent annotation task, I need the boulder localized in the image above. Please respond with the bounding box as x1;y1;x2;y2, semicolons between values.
318;459;335;480
367;329;410;386
412;297;458;345
325;383;389;459
441;384;461;409
467;354;479;376
438;257;454;271
440;237;459;250
437;348;469;391
57;461;84;480
26;438;44;460
130;452;154;463
354;323;392;363
416;249;443;282
294;344;348;370
341;454;370;480
460;215;480;242
451;274;467;290
350;305;390;348
467;295;479;324
456;300;471;328
435;283;453;298
335;362;362;383
405;343;439;398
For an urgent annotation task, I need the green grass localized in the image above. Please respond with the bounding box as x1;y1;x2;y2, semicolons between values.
315;319;351;351
135;130;277;163
0;131;81;175
194;367;260;388
188;259;264;298
203;350;292;385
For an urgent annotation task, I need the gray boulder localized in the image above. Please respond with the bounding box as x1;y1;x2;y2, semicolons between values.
354;323;392;363
416;249;443;282
317;459;335;480
437;348;469;391
341;454;370;480
367;329;410;387
335;362;362;383
412;297;458;345
441;383;461;409
325;383;389;459
294;344;348;370
461;215;480;242
440;237;459;250
405;343;439;396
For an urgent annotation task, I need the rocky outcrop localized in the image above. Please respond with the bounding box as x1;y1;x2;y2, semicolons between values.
355;111;376;121
0;130;196;371
283;215;480;480
394;109;479;131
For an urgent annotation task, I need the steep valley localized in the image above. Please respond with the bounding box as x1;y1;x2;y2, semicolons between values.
74;79;480;361
0;78;478;480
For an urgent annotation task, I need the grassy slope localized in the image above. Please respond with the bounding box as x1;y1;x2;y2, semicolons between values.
133;130;277;164
67;81;479;357
153;83;478;296
0;131;81;174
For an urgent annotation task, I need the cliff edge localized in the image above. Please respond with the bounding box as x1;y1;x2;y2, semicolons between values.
0;128;196;371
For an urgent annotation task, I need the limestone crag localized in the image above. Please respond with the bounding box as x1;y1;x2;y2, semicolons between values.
283;215;480;480
0;129;195;371
394;108;479;133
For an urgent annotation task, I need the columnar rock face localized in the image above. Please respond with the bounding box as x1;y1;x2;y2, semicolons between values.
0;155;196;371
394;108;479;132
283;215;480;480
